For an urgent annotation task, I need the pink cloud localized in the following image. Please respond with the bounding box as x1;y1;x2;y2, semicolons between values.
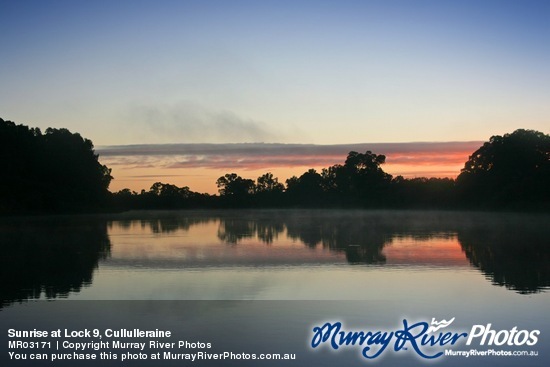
98;141;481;172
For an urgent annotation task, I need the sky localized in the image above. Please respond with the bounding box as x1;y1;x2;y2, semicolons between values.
1;0;549;193
96;141;482;193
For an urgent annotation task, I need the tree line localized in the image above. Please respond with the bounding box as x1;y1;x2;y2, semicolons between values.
1;117;549;213
113;129;550;210
1;118;112;213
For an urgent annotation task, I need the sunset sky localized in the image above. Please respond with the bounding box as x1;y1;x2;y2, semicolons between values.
1;0;549;193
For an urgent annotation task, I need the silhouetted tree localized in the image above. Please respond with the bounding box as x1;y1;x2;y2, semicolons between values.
0;119;43;212
217;173;255;196
256;172;284;193
343;151;392;199
255;172;285;207
38;127;113;210
285;169;324;206
321;164;347;193
389;176;457;208
6;117;546;212
0;118;112;213
456;129;550;209
147;182;192;208
149;182;191;197
216;173;255;207
319;151;392;206
111;188;139;209
112;182;211;209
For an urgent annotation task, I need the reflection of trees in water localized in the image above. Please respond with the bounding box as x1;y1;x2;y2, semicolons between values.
115;210;549;293
284;213;390;264
122;209;549;296
7;210;543;306
215;212;389;263
215;211;460;265
110;213;215;234
457;215;550;294
211;211;550;293
0;218;111;308
217;218;284;244
217;219;257;244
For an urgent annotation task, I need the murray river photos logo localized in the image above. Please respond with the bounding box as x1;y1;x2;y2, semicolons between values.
310;318;540;360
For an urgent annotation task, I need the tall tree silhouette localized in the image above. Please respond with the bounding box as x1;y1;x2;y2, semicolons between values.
255;172;284;207
285;169;324;206
320;151;392;206
216;173;255;207
0;118;112;213
255;172;284;194
457;129;550;208
342;150;392;200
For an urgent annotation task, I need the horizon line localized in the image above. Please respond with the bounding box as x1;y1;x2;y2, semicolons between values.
96;141;484;157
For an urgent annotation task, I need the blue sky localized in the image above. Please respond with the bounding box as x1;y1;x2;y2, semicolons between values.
1;0;549;148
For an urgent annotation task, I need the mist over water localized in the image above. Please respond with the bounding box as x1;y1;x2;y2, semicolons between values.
1;210;548;366
1;209;548;307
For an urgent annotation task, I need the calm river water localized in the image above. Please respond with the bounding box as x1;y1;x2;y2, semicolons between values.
1;210;548;366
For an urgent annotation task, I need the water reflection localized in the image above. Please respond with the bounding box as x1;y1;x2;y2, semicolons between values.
111;210;549;293
458;216;550;294
1;210;548;308
115;214;214;234
0;217;111;308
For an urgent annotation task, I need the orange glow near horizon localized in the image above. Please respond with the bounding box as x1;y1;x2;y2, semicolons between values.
100;142;480;194
106;165;466;195
107;220;470;268
104;160;467;195
382;236;470;267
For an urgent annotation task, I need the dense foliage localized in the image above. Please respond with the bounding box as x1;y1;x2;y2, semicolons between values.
1;118;112;213
456;129;550;208
113;130;549;211
2;118;548;213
